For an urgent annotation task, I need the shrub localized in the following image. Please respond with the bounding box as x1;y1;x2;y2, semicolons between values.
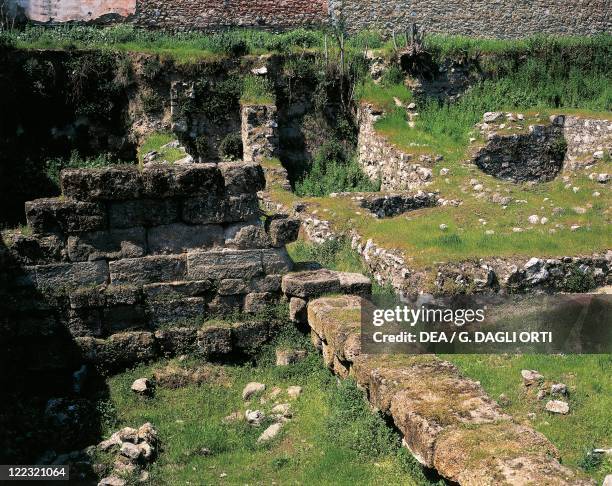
218;133;243;161
140;90;164;115
45;151;115;188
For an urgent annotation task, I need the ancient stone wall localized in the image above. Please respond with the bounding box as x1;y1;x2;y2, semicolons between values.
357;103;435;191
10;0;609;37
1;163;300;375
331;0;611;38
563;115;612;168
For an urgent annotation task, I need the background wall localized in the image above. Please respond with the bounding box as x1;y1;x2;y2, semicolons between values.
8;0;612;38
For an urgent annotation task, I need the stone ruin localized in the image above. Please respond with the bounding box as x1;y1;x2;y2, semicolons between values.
474;112;612;183
0;162;300;376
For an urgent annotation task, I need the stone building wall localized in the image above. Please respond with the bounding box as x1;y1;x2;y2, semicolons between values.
357;103;435;191
10;0;609;37
331;0;611;38
1;163;300;375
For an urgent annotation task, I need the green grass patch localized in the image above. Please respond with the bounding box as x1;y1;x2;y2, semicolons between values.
138;132;187;165
44;150;117;189
444;354;612;483
101;341;438;484
241;75;275;105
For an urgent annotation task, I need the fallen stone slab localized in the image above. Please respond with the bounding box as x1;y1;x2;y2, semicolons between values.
242;382;266;400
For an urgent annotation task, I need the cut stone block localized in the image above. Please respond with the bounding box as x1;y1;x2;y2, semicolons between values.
187;249;263;280
109;255;186;285
243;291;275;314
154;328;198;356
103;305;146;333
197;325;232;357
219;162;266;195
267;217;300;247
338;272;372;296
146;297;206;327
25;198;107;235
109;199;179;229
281;269;341;298
61;167;142;201
289;297;307;323
262;248;293;274
147;223;224;254
141;163;224;198
224;221;271;249
67;227;146;262
142;280;213;301
31;260;109;290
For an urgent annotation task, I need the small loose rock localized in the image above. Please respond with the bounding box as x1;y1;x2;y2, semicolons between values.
242;382;266;400
546;400;570;415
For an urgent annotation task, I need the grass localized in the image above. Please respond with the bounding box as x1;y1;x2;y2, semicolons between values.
444;354;612;483
44;151;118;188
240;75;275;105
137;132;187;165
100;332;438;485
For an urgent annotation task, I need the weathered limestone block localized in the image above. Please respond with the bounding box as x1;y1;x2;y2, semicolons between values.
103;305;147;333
251;275;282;293
282;269;341;298
30;261;109;290
219;162;266;194
154;328;198;356
61;167;142;201
187;249;263;280
218;278;250;296
182;193;259;224
197;325;232;357
69;286;106;309
105;285;143;306
109;255;186;285
147;223;224;254
338;272;372;296
262;248;293;274
67;227;146;261
141;163;224;198
267;217;300;247
433;423;593;485
146;297;207;327
75;331;158;370
207;294;244;315
109;199;179;228
289;297;307;323
3;233;66;265
241;105;279;163
232;320;280;353
243;292;275;314
224;221;271;249
25;198;107;235
142;280;214;301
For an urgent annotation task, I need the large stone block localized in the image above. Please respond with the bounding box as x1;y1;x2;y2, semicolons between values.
143;280;214;301
102;305;146;333
147;223;224;254
25;198;107;235
232;320;280;353
281;269;341;299
243;292;275;314
146;297;206;328
31;261;109;290
182;194;259;224
65;308;103;337
109;255;186;285
197;325;232;357
187;249;263;280
76;332;158;370
4;233;66;265
251;274;282;293
142;164;224;198
219;162;266;195
61;167;142;201
224;221;271;249
109;199;179;228
104;285;142;306
218;278;250;296
267;217;300;247
262;248;293;274
69;286;106;309
338;272;372;296
67;227;146;262
154;328;198;356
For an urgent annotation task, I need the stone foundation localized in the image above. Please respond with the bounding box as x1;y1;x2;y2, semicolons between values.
357;103;436;191
1;163;300;375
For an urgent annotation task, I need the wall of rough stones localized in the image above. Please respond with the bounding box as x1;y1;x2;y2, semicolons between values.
357;103;435;191
331;0;611;38
11;0;609;37
0;163;300;379
563;116;612;168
